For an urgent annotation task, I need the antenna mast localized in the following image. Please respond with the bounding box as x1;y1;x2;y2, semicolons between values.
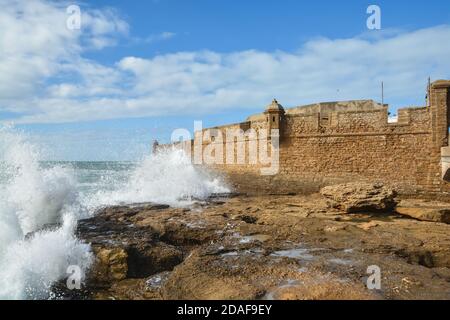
427;77;431;108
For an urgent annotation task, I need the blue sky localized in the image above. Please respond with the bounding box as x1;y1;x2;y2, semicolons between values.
87;0;450;55
1;0;450;160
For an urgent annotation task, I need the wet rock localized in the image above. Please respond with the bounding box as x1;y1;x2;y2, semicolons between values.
208;192;242;199
25;223;61;240
77;205;186;291
50;281;92;300
395;248;435;268
94;279;157;300
89;247;128;285
324;225;347;232
320;182;398;213
397;200;450;224
127;243;183;278
146;271;171;290
358;221;380;231
264;278;378;300
161;252;264;300
237;215;258;224
74;194;450;300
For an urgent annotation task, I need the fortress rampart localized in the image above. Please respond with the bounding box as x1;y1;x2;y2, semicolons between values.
158;80;450;196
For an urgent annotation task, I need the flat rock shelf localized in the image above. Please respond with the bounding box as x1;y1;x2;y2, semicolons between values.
55;192;450;300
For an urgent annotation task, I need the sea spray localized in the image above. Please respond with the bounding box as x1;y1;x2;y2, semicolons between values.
0;128;230;299
0;128;93;299
88;147;230;208
0;214;93;300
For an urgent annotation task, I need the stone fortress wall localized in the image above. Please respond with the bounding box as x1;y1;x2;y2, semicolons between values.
158;80;450;196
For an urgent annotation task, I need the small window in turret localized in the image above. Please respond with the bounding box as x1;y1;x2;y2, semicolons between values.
273;116;276;122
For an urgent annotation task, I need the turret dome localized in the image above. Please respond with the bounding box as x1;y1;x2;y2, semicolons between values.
265;99;285;113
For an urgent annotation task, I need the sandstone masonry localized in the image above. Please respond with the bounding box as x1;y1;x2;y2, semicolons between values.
158;80;450;196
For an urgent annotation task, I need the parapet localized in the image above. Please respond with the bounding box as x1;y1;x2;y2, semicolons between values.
247;100;385;122
431;80;450;89
287;100;385;116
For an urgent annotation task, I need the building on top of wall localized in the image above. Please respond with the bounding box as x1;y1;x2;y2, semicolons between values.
247;100;386;122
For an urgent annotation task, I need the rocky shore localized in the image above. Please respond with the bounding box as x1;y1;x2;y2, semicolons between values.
69;184;450;300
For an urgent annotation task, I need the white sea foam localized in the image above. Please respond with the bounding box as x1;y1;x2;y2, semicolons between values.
0;215;93;300
0;128;230;299
88;147;230;208
0;128;93;300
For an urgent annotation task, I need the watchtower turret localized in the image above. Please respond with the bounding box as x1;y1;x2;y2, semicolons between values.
264;99;285;134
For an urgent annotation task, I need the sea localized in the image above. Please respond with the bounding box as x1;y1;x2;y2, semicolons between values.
0;127;229;299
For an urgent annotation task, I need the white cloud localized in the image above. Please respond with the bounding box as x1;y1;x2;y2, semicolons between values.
128;31;176;46
0;0;127;103
1;0;450;124
140;31;176;44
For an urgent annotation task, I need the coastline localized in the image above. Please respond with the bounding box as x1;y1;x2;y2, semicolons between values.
69;191;450;300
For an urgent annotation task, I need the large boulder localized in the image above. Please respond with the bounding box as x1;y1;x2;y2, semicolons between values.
320;182;398;213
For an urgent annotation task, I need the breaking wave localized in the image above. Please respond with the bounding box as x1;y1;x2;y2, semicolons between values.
0;127;229;299
0;128;93;299
87;148;230;208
